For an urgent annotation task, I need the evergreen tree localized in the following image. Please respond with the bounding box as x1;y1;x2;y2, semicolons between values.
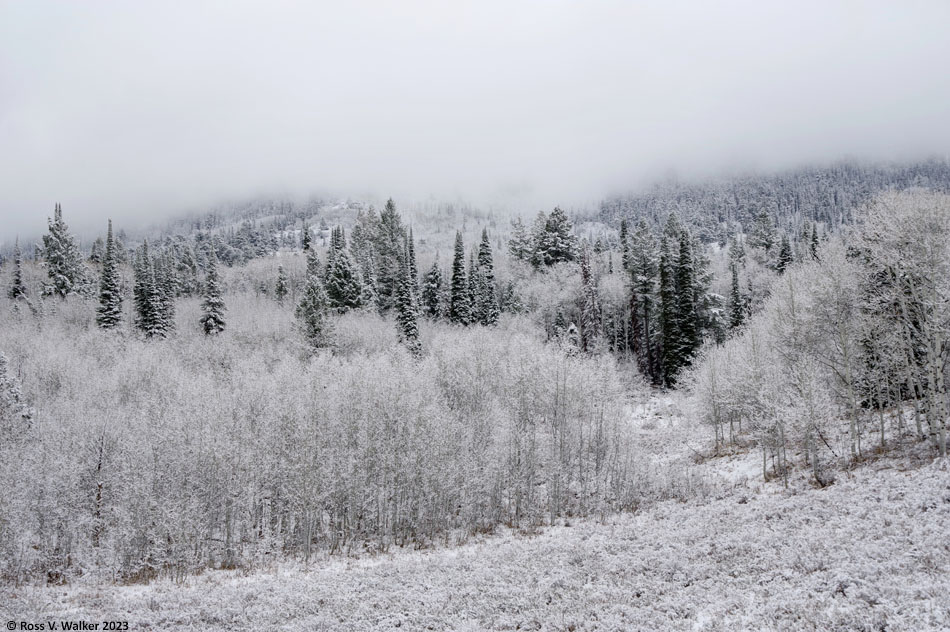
629;220;659;382
374;198;407;311
580;245;601;352
729;263;744;329
301;223;313;251
324;228;362;312
133;240;158;336
296;269;332;350
532;207;578;267
394;258;420;355
728;233;746;268
675;230;698;361
810;223;820;261
89;237;104;263
95;220;123;329
155;254;177;333
449;231;472;324
508;217;531;261
619;219;630;271
41;203;86;298
776;235;794;274
658;228;680;386
421;257;443;319
7;239;27;301
477;228;499;325
199;247;226;336
747;209;777;253
275;265;289;305
467;252;480;322
407;227;420;305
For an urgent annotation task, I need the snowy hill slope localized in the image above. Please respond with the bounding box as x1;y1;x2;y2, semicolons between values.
5;455;948;631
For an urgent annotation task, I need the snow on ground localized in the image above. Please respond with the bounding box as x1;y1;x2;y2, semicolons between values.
4;457;949;631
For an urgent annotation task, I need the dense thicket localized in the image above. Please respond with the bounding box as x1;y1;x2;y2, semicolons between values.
0;302;638;583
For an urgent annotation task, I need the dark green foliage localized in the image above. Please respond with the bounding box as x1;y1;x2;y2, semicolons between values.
776;235;794;274
449;231;472;324
619;219;630;271
507;217;532;261
580;245;600;352
95;220;122;329
7;239;27;301
199;248;226;336
42;203;87;298
531;207;578;267
394;259;420;354
729;263;744;329
275;265;288;304
374;198;408;312
324;227;363;312
422;257;443;319
296;271;332;350
133;240;169;338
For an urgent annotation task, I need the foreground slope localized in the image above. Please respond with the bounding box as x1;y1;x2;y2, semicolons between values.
4;456;948;631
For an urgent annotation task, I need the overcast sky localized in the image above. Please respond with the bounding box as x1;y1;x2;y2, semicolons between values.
2;0;950;240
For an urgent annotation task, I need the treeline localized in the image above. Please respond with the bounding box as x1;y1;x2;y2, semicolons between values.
686;190;950;485
599;159;950;244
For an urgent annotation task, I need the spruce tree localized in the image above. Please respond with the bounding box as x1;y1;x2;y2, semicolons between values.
89;237;104;264
810;223;820;261
407;227;420;305
675;231;698;362
776;235;793;274
477;228;499;325
449;231;472;324
156;254;177;333
95;220;123;329
199;247;226;336
532;207;578;267
658;232;680;386
324;227;362;312
421;257;443;319
133;240;159;336
296;269;332;350
7;239;27;301
394;258;420;355
619;219;630;272
374;198;407;312
729;263;744;329
301;223;313;251
467;252;481;323
41;203;86;298
508;217;531;261
275;265;288;304
629;220;658;381
580;245;601;352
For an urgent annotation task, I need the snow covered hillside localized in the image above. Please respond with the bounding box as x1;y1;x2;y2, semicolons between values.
5;454;948;632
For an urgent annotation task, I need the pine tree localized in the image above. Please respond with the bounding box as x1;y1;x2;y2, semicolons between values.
133;240;160;337
324;227;362;312
675;231;698;362
7;239;27;301
407;227;420;305
508;217;531;261
394;258;421;355
89;237;104;263
155;254;177;333
580;245;601;352
449;231;472;324
296;270;332;350
532;207;578;267
95;220;123;329
776;235;793;274
619;219;631;271
658;219;681;385
728;233;746;268
199;247;226;336
301;223;313;251
629;220;659;381
374;198;407;312
810;223;820;261
477;228;499;325
729;263;744;329
42;203;86;298
421;257;443;319
275;265;288;305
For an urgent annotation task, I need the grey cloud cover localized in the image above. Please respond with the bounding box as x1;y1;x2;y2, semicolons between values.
2;0;949;238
